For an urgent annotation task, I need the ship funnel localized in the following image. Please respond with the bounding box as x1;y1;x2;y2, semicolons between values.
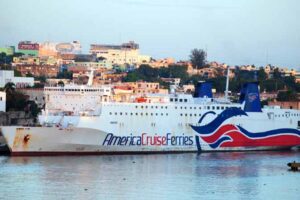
239;82;262;112
194;82;213;98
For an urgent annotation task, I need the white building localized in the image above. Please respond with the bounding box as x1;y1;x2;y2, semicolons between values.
0;70;34;88
90;41;151;66
0;92;6;112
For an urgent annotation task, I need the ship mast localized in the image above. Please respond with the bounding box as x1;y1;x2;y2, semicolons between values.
87;68;95;86
225;65;230;100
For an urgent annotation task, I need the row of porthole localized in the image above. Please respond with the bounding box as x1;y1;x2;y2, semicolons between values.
108;112;203;117
109;112;169;116
109;105;240;110
180;113;202;117
274;114;300;117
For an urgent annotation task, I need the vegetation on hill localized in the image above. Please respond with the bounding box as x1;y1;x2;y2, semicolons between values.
1;82;40;118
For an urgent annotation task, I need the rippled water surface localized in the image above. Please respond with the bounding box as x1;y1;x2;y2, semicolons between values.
0;151;300;200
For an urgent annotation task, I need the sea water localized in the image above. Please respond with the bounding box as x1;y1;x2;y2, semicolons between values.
0;151;299;200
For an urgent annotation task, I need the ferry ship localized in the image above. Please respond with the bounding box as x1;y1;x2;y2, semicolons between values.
1;71;300;155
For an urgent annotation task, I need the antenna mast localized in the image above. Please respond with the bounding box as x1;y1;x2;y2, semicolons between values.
225;65;230;100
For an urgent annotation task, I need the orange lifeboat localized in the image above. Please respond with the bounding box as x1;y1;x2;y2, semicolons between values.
135;97;147;103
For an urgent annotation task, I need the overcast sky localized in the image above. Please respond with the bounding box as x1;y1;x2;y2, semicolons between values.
0;0;299;69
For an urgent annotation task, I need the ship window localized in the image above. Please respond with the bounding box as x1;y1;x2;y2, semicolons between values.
161;106;163;109
109;112;112;115
199;114;201;116
135;106;138;108
125;113;127;115
184;99;187;102
166;113;168;116
155;106;158;109
175;98;178;102
184;107;187;109
180;107;182;109
120;112;122;115
185;114;187;116
190;107;192;109
212;106;215;110
151;113;153;116
115;112;117;115
141;113;143;116
136;113;138;115
175;107;177;109
221;106;224;110
170;98;174;102
180;114;183;116
165;106;167;109
199;107;201;109
161;113;163;116
217;106;220;110
145;106;148;109
146;113;148;116
141;106;143;109
207;106;210;110
190;114;192;116
131;113;133;115
194;114;197;116
156;113;158;116
179;99;183;102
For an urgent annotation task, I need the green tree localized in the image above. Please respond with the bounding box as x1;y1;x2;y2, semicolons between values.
272;68;282;79
257;67;267;81
14;69;22;77
158;65;189;83
277;90;298;101
4;82;16;93
190;49;207;69
57;80;65;87
26;72;34;77
36;75;46;83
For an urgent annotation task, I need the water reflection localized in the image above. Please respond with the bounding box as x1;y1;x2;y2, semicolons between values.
0;150;299;200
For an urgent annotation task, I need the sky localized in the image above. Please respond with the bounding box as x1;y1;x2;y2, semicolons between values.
0;0;299;69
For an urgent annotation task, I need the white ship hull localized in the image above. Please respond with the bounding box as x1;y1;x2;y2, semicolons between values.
1;82;300;156
1;107;300;156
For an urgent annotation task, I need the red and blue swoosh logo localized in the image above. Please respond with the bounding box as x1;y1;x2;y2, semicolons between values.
191;108;300;149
